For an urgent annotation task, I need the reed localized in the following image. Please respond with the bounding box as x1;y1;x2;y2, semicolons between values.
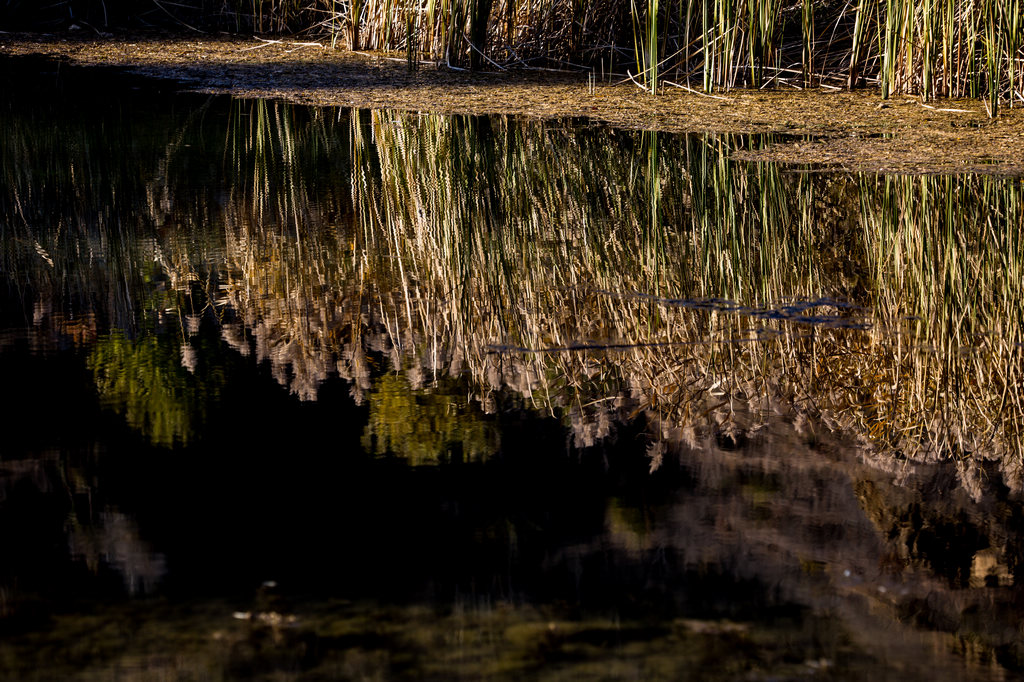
296;0;1024;106
801;0;813;86
14;1;1024;105
631;0;659;92
329;0;1023;106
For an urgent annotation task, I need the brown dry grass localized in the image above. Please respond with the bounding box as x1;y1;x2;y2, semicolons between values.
4;31;1024;172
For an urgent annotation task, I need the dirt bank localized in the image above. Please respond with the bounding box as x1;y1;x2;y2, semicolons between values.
4;31;1024;174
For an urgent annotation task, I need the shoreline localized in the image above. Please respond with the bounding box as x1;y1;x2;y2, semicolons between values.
4;31;1024;173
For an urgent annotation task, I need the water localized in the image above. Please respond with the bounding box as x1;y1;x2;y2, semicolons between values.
2;55;1024;680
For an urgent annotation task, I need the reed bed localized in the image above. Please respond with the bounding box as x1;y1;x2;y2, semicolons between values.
302;0;1024;107
7;1;1024;107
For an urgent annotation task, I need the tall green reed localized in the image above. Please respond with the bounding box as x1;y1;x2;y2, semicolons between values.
23;0;1024;107
866;0;1024;112
631;0;659;93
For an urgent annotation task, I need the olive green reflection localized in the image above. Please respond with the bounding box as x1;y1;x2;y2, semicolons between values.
362;373;498;464
88;333;221;447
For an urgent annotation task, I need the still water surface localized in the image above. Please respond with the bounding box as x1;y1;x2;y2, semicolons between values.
3;56;1024;680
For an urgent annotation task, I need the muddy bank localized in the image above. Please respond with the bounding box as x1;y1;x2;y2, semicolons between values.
3;31;1024;173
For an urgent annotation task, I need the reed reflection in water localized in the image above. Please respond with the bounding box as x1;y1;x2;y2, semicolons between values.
6;68;1024;679
4;95;1024;488
224;103;1024;487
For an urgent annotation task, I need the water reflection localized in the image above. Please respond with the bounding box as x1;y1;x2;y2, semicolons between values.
2;56;1024;679
213;103;1023;480
363;374;498;464
69;510;166;595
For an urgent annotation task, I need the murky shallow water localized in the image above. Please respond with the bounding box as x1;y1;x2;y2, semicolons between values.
3;55;1024;680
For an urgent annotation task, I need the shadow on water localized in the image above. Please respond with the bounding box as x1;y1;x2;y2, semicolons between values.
3;54;1024;679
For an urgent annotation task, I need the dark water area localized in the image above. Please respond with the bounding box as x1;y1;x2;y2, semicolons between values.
4;55;1024;680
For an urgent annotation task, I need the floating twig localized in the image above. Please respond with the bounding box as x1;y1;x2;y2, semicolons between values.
662;79;731;101
917;101;975;114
